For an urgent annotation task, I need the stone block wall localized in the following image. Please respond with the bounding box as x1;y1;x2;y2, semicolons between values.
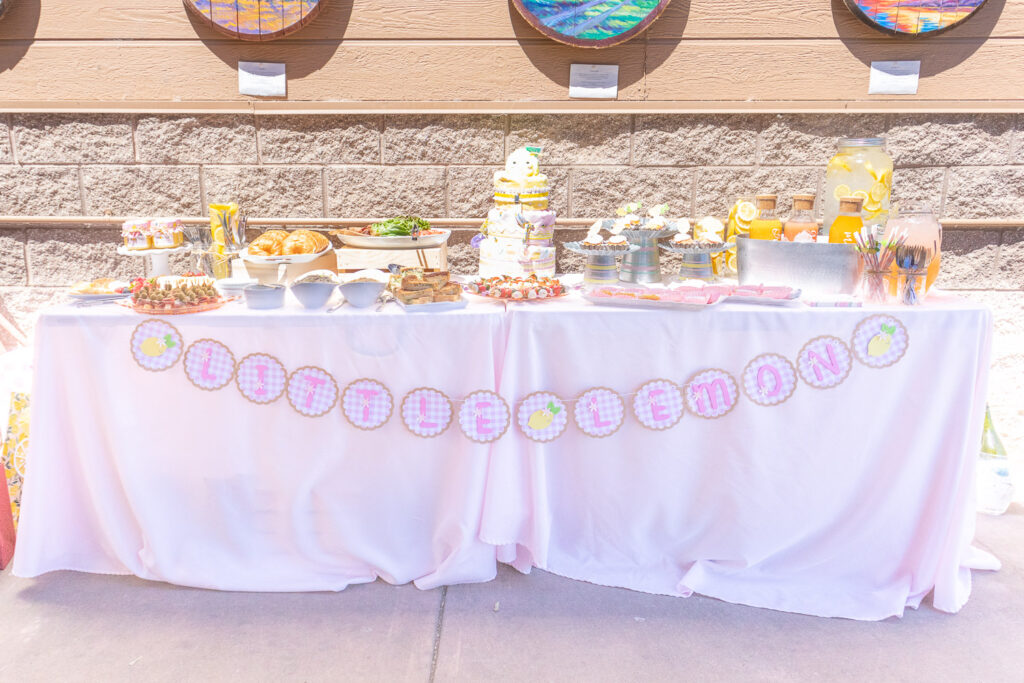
0;113;1021;451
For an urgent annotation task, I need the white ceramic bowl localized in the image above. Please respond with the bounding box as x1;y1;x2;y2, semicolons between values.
243;284;286;310
339;280;386;308
290;281;337;309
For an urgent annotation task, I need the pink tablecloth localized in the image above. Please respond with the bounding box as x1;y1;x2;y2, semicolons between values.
13;293;996;619
481;294;997;620
14;299;509;590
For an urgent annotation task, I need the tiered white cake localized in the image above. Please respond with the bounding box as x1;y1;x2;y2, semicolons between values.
478;147;557;278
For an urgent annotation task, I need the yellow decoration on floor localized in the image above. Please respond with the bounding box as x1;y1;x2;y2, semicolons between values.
2;392;30;530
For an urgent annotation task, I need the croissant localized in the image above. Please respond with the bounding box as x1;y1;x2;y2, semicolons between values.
282;230;319;255
248;230;286;256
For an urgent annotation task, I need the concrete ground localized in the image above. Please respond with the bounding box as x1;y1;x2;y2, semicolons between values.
1;508;1022;683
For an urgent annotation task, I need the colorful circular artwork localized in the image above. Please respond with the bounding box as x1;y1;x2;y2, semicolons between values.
797;336;853;390
574;387;624;438
684;369;739;419
633;379;684;430
130;319;184;372
401;388;453;438
184;0;326;41
236;353;287;404
742;354;797;407
512;0;673;48
184;339;235;391
341;379;393;430
458;391;511;443
517;392;569;443
286;366;338;418
852;315;909;368
844;1;988;36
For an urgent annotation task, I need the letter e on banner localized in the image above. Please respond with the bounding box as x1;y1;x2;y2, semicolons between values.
459;390;510;443
633;380;684;430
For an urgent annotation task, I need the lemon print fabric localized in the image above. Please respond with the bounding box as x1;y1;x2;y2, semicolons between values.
2;392;29;531
513;0;673;48
518;392;569;442
853;315;909;369
131;320;184;372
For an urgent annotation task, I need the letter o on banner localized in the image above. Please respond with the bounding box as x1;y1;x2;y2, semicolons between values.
401;388;453;438
574;387;625;438
459;390;510;443
286;366;339;418
685;369;739;419
342;379;393;430
633;379;684;430
742;354;797;407
797;336;853;389
184;339;235;391
236;353;287;404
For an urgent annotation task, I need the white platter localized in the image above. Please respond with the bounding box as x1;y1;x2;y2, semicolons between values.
337;230;451;250
583;293;722;312
724;289;802;307
242;246;332;265
68;292;131;301
117;245;191;257
396;296;469;313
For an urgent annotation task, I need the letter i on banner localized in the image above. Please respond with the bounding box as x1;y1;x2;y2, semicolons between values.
237;353;287;404
287;366;339;417
797;336;852;389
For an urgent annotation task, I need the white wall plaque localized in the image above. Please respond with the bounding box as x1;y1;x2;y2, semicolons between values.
238;61;287;97
569;64;619;100
868;61;920;95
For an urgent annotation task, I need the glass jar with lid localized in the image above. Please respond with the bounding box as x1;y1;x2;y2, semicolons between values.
822;137;893;239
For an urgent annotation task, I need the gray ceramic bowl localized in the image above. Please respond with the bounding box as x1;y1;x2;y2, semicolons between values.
290;281;337;309
244;284;286;310
339;280;386;308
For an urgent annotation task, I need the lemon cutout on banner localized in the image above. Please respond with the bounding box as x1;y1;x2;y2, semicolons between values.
868;324;896;358
141;334;176;358
528;402;561;431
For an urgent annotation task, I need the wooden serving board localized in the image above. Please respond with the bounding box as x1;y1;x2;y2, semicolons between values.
184;0;326;41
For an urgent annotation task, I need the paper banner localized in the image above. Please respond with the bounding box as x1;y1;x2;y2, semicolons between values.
852;315;909;369
685;369;739;419
236;353;287;405
342;379;393;430
797;336;852;389
574;387;624;438
130;319;183;372
517;392;569;443
287;366;339;418
459;391;510;443
742;354;797;407
633;380;684;430
184;339;235;391
401;388;453;438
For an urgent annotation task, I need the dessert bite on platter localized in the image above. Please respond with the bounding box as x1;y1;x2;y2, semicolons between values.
610;202;675;234
668;217;726;249
122;218;186;250
477;146;557;278
465;274;565;301
579;221;631;252
122;219;152;250
129;274;225;313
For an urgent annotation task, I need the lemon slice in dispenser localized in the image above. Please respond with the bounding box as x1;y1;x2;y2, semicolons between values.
869;181;888;203
736;201;757;226
851;189;870;203
833;184;852;201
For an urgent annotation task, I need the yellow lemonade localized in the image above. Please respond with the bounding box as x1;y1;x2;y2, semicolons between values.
749;195;782;241
828;196;864;245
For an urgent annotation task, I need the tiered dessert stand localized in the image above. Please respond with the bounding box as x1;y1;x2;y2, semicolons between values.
564;242;640;286
660;243;730;282
116;244;191;277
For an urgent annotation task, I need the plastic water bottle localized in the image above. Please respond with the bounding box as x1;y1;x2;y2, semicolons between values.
977;405;1014;516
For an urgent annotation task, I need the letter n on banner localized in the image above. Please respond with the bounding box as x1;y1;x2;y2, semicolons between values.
797;336;852;389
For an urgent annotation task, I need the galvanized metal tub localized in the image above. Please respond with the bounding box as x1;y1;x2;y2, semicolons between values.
736;236;862;295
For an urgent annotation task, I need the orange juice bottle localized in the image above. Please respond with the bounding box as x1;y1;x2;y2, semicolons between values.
828;196;864;245
749;195;782;240
783;194;818;241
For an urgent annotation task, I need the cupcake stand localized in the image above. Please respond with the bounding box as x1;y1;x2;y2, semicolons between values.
116;244;192;277
659;243;729;282
591;219;679;284
564;242;640;286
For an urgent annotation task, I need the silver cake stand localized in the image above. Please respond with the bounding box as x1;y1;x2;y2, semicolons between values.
619;228;678;284
564;242;640;286
660;243;729;282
